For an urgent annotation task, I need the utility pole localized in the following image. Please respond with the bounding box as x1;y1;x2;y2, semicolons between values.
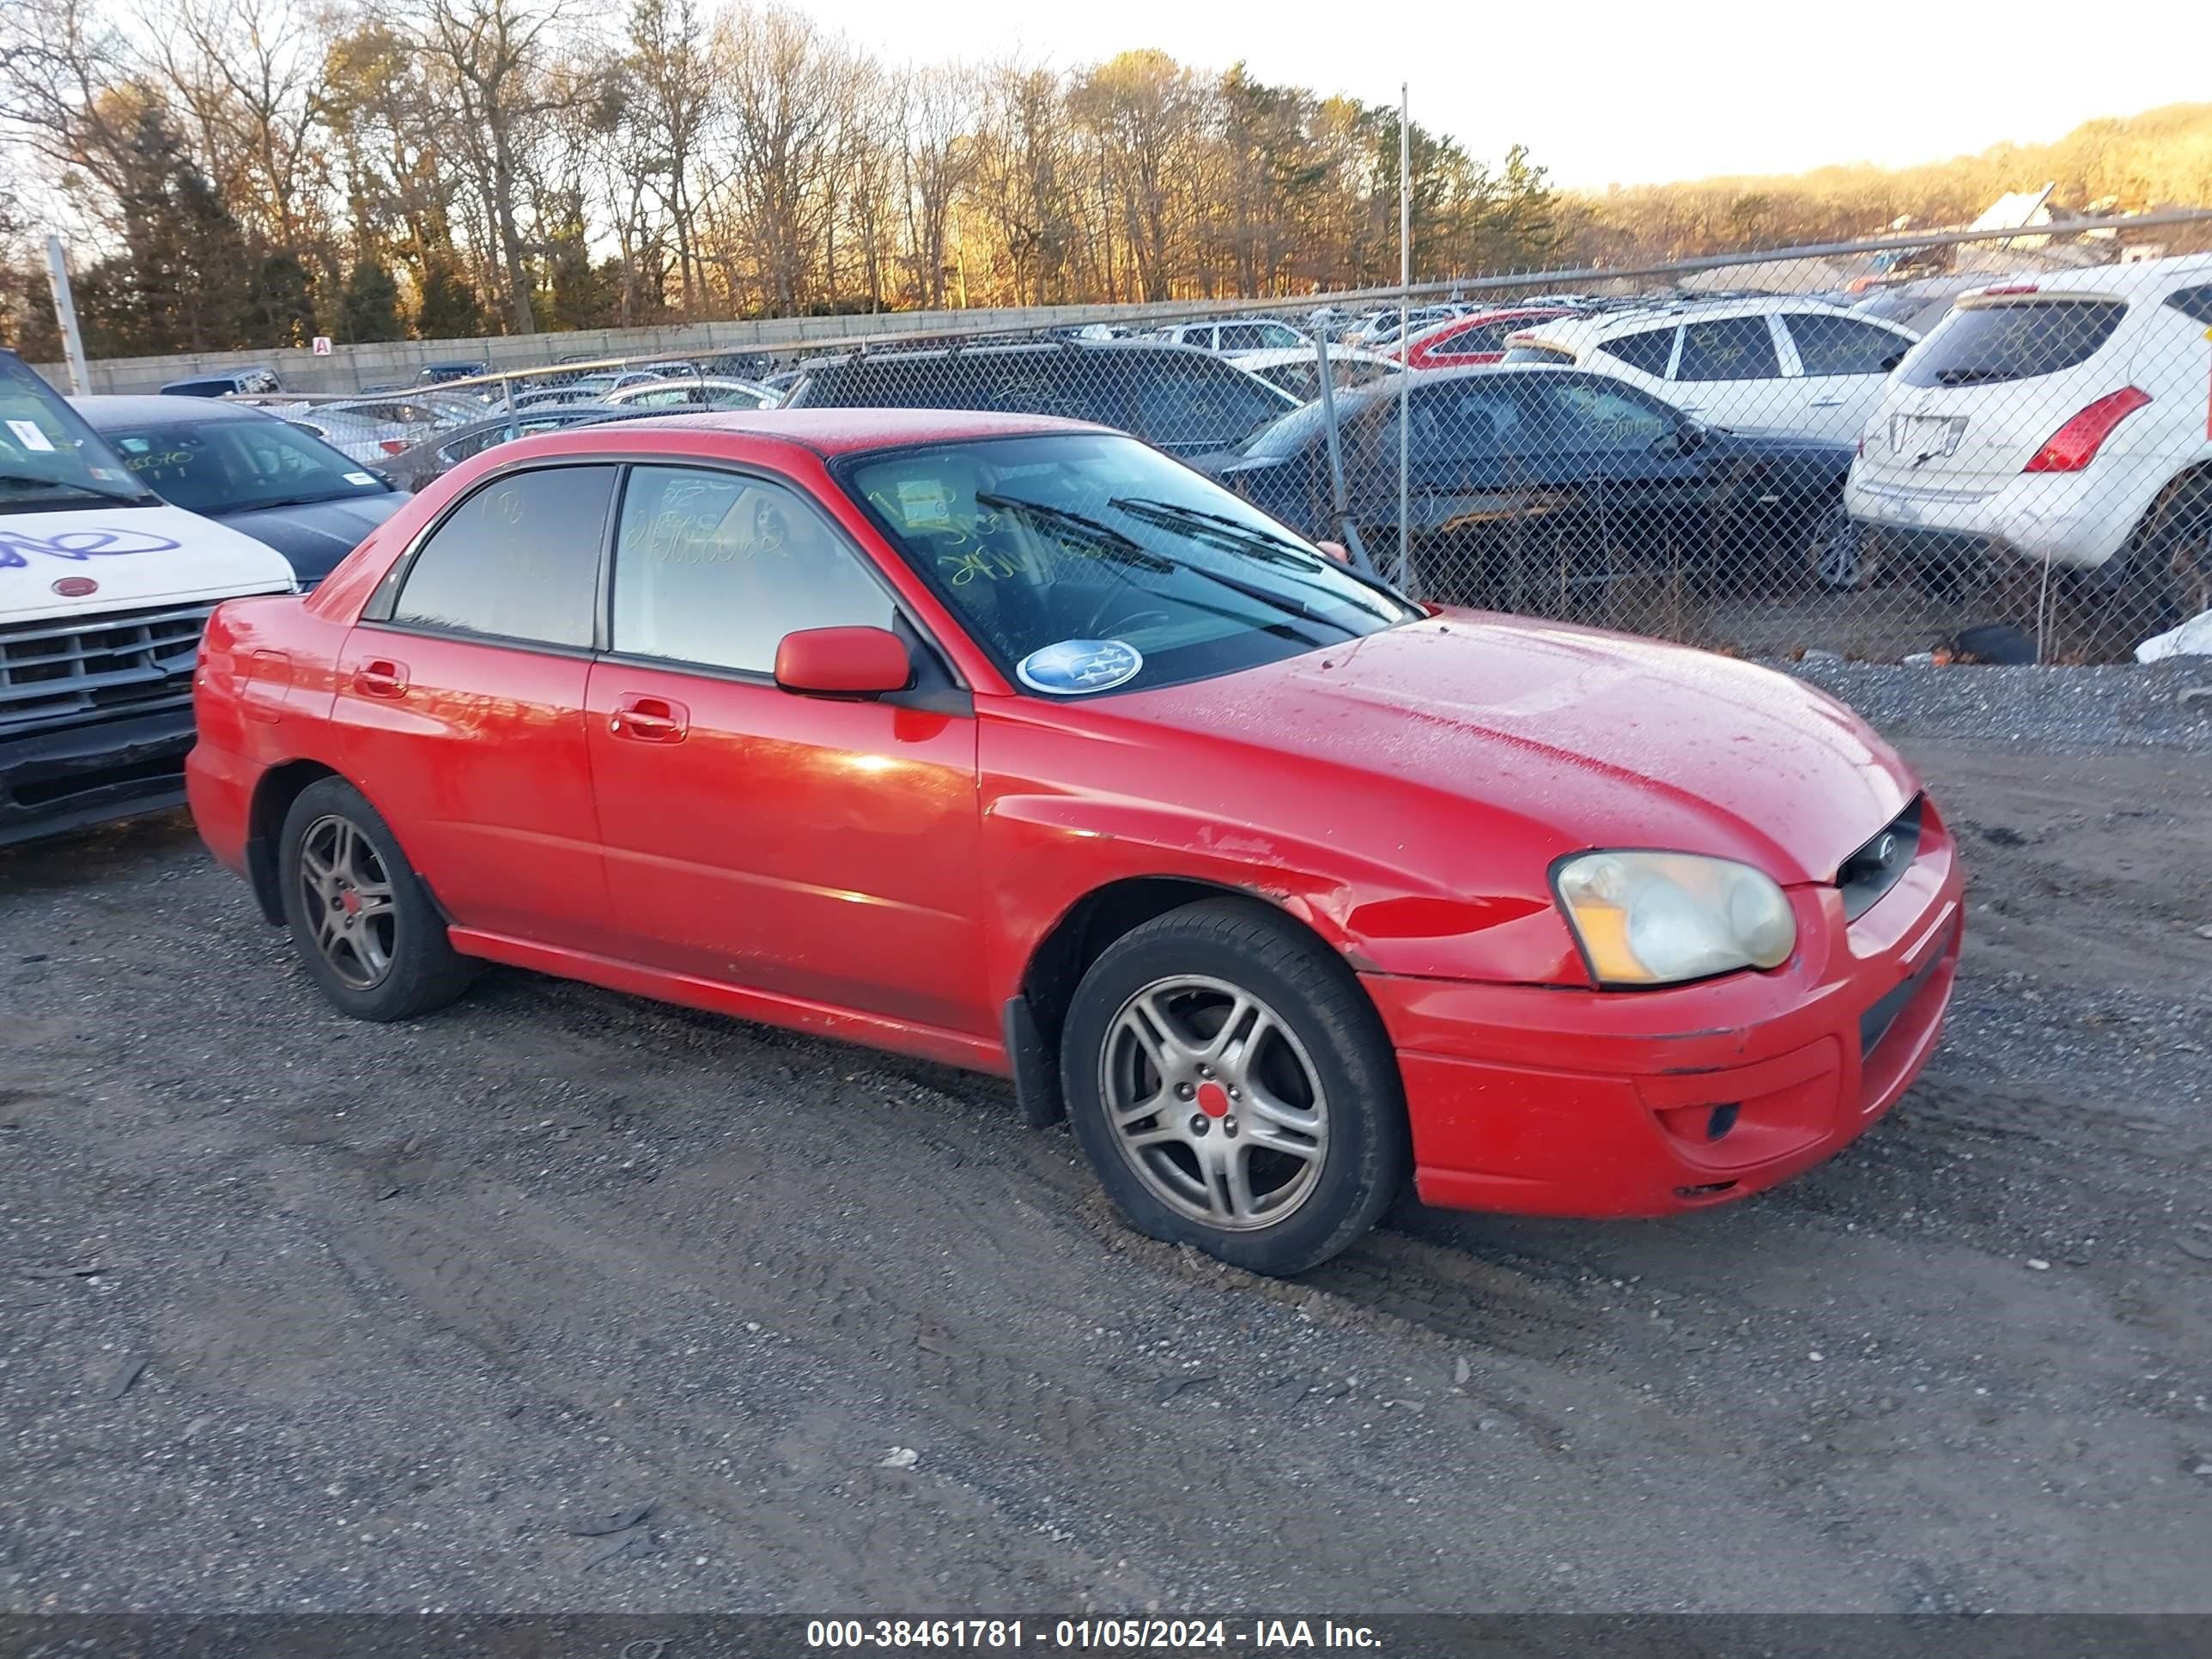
44;236;91;393
1396;85;1412;593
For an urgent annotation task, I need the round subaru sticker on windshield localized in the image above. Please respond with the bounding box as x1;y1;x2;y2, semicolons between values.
1016;638;1144;696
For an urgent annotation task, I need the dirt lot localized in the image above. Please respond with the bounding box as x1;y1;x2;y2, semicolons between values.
3;672;2209;1614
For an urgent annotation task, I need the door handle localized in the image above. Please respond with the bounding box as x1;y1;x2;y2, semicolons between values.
609;695;689;743
1809;398;1845;408
354;659;409;698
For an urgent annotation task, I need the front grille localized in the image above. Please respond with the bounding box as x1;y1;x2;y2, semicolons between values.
1837;796;1923;921
0;601;215;737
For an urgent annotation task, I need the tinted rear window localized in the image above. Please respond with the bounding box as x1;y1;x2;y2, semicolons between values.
1501;344;1576;366
1901;298;2126;388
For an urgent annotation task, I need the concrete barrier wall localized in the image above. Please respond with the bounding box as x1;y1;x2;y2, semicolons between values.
33;292;1389;395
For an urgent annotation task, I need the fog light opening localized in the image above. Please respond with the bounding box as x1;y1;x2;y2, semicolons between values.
1706;1103;1741;1142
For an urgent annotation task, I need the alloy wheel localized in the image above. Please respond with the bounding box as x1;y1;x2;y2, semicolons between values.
297;814;398;991
1098;975;1328;1231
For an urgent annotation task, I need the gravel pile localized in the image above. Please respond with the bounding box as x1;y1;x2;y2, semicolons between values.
1779;659;2212;750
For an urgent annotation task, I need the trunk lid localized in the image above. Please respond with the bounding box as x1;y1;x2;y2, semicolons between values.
1856;292;2135;495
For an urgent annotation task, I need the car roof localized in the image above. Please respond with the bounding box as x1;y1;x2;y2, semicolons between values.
1954;251;2212;299
520;407;1111;458
72;392;282;425
801;338;1220;371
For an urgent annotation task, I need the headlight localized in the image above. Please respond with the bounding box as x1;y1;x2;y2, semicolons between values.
1553;851;1796;988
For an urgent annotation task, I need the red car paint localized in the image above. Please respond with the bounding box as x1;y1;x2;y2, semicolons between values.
187;410;1962;1218
1390;307;1580;370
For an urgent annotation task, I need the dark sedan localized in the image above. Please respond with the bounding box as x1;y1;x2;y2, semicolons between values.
71;394;409;589
784;340;1299;460
1212;366;1853;606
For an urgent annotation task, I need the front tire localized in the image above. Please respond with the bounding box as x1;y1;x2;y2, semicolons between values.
277;776;476;1022
1059;898;1409;1276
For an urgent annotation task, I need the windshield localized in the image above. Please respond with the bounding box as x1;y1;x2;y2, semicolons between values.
0;355;152;510
100;415;392;514
843;433;1417;697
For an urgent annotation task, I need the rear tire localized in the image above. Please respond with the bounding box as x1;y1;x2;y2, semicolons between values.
277;776;476;1022
1059;897;1409;1276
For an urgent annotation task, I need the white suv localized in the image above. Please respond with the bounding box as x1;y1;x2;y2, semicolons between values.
1158;318;1309;358
1844;254;2212;605
1501;296;1919;443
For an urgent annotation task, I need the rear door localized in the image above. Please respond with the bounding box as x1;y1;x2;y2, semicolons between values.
1853;294;2134;495
1670;313;1800;434
336;462;617;951
1778;310;1916;443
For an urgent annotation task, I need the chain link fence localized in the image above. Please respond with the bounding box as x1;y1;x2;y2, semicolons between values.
206;211;2212;665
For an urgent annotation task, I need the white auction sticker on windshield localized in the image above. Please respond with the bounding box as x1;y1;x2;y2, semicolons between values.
1015;638;1143;696
7;418;56;453
344;471;378;486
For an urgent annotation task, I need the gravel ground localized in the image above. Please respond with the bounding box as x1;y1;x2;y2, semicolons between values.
3;665;2209;1614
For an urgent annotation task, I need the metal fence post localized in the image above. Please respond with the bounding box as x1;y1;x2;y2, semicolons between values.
42;236;90;395
1395;83;1413;596
1310;331;1372;574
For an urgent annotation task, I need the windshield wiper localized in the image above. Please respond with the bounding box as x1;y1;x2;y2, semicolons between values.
973;491;1340;641
1933;368;2012;386
228;491;357;513
1109;496;1410;617
0;471;153;504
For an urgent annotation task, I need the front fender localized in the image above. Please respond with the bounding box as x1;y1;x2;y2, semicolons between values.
979;787;1585;1009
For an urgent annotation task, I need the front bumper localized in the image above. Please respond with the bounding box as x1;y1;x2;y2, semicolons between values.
1364;809;1964;1218
0;708;198;848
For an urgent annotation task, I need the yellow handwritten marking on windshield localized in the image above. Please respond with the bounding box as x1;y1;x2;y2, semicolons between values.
941;548;1029;585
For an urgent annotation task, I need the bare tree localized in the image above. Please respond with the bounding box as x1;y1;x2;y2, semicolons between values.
895;64;976;309
623;0;711;314
410;0;571;332
709;4;840;316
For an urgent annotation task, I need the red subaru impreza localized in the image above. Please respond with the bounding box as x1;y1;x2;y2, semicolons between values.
187;410;1961;1275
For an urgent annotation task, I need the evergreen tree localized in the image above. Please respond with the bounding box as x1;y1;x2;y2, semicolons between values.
416;254;488;340
341;258;404;342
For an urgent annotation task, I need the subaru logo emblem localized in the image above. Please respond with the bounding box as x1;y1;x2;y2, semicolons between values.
52;575;100;598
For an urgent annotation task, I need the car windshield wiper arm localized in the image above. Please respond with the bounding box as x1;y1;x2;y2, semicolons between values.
974;491;1339;641
1109;496;1411;616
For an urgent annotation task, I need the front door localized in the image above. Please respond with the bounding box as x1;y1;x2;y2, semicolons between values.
583;463;988;1036
334;462;617;951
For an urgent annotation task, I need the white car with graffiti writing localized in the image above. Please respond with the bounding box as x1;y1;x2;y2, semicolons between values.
2;349;295;845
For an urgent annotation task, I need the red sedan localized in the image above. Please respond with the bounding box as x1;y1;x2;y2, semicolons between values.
187;410;1961;1275
1391;306;1579;369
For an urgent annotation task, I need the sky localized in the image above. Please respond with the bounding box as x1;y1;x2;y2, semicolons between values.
800;0;2212;188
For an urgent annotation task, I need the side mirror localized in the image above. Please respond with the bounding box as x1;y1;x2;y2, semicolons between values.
774;625;913;698
1315;538;1352;565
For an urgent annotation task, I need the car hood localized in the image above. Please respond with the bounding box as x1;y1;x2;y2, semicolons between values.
1111;614;1914;884
212;491;410;586
1;499;296;621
